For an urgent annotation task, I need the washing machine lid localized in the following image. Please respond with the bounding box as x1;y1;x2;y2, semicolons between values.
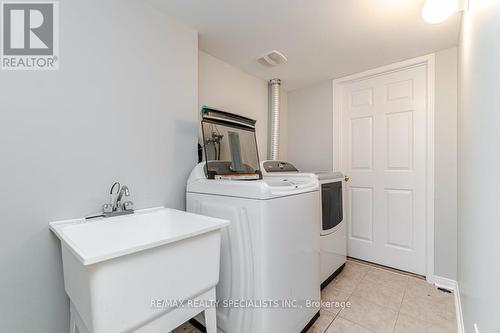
187;163;318;199
201;107;262;180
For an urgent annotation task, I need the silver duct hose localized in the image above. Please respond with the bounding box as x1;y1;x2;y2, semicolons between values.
269;78;281;160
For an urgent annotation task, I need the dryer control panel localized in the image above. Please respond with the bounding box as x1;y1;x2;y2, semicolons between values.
262;160;299;173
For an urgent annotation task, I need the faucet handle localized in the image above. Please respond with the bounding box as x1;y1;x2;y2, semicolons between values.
122;201;134;211
121;185;130;197
103;203;113;213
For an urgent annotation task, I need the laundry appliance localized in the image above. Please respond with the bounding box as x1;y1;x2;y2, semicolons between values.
186;108;321;333
261;163;346;288
315;172;346;288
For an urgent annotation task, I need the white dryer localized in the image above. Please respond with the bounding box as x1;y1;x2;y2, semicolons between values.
186;108;320;333
315;172;347;288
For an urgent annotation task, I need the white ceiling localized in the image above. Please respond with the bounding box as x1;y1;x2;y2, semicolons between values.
149;0;461;91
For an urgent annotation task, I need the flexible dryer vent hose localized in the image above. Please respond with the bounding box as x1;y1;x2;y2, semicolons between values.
269;78;281;160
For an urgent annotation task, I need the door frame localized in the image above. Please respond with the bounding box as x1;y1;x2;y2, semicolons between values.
332;54;436;282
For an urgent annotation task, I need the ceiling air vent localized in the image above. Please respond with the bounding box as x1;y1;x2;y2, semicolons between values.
257;50;288;67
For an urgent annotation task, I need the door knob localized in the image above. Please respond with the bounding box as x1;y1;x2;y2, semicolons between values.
344;176;350;182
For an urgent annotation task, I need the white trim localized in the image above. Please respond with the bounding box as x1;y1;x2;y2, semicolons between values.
332;53;436;279
433;275;457;291
426;54;436;283
332;80;341;171
431;276;463;333
454;281;465;333
332;54;435;84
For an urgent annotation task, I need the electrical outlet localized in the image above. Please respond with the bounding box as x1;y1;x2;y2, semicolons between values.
474;323;479;333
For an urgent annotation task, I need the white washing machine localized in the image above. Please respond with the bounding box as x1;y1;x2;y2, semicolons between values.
187;163;320;333
315;172;347;288
186;108;321;333
261;163;347;288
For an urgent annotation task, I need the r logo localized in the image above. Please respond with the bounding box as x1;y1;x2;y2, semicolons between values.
1;1;58;70
2;2;53;55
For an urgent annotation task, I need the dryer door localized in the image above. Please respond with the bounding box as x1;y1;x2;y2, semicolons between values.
321;181;343;235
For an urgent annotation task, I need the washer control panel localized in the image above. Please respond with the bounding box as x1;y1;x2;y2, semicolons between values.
262;160;299;173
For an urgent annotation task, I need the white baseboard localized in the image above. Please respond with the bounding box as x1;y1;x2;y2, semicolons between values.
431;275;464;333
455;282;465;333
433;275;457;291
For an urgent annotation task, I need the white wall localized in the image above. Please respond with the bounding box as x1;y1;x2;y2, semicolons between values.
199;51;288;160
434;47;458;280
0;1;198;332
458;1;500;331
286;50;458;279
287;80;333;171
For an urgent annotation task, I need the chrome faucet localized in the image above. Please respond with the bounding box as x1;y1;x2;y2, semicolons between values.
84;182;135;220
104;182;134;217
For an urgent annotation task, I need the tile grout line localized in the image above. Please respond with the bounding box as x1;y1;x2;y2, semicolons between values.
325;281;354;332
334;265;380;333
342;264;409;333
336;316;378;333
391;277;409;333
395;289;458;332
321;310;340;333
334;264;356;325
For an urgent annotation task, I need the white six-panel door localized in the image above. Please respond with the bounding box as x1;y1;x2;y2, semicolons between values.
339;64;428;275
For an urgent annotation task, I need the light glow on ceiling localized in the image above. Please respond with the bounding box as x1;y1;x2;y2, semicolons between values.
422;0;458;24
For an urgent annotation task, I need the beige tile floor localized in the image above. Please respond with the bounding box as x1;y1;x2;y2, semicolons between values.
309;259;457;333
172;320;199;333
172;259;457;333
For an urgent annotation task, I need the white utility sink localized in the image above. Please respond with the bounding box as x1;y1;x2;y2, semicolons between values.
50;207;229;333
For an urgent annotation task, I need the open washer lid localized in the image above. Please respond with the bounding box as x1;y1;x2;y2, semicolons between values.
201;107;262;180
